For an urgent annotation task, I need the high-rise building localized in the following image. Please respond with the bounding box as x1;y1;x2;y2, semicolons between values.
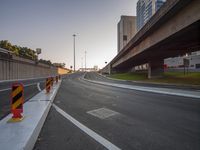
117;16;136;53
136;0;166;31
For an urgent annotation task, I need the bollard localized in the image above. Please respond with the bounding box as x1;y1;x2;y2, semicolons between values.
46;78;51;93
51;77;54;86
58;75;61;80
56;76;58;84
8;83;24;122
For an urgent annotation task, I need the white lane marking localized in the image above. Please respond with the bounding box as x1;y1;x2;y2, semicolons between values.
53;104;121;150
0;88;11;92
87;108;119;119
0;77;46;83
37;83;42;91
82;78;200;99
0;82;45;92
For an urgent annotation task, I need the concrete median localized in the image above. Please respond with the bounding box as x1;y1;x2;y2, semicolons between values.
0;80;61;150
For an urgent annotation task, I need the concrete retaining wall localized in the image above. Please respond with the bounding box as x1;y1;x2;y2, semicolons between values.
0;55;58;80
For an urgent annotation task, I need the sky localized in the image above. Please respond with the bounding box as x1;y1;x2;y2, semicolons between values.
0;0;137;69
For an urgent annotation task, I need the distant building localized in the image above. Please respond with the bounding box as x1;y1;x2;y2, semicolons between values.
117;16;137;53
93;65;98;71
136;0;166;31
165;51;200;70
78;66;99;72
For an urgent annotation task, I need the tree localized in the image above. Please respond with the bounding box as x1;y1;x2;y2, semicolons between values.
0;40;53;65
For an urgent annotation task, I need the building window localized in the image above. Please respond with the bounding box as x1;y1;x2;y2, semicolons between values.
123;35;127;41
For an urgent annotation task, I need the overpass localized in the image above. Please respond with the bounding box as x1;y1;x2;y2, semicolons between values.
102;0;200;78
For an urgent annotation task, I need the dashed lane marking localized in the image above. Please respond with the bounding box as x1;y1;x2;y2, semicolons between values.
53;104;121;150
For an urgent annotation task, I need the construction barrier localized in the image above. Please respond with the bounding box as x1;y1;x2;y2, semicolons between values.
8;83;24;122
56;76;58;84
51;77;54;86
46;78;51;93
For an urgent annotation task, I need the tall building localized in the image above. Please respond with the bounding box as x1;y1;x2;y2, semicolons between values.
136;0;166;31
117;16;137;53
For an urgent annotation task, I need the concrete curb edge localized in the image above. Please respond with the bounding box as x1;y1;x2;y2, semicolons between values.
26;81;61;150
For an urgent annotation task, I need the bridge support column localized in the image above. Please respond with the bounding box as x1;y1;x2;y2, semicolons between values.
148;59;164;79
108;64;111;75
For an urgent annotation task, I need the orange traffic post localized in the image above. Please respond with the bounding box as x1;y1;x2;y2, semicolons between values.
56;76;58;84
51;77;54;86
46;78;51;93
8;83;24;122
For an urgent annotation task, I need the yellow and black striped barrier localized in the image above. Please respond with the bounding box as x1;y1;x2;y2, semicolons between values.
46;78;51;93
51;77;54;86
55;76;58;83
8;83;24;122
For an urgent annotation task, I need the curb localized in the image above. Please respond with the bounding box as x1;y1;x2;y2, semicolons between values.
0;80;61;150
82;75;200;99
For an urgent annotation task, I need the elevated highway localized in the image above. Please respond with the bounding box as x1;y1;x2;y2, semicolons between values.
103;0;200;78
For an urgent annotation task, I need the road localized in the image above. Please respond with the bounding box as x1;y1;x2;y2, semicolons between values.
0;77;46;119
34;72;200;150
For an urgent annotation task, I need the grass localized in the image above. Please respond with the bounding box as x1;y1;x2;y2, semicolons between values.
108;72;200;85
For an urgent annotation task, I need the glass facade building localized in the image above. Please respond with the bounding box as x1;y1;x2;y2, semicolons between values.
136;0;166;31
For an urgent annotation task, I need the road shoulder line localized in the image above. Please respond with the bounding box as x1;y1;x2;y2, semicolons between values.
53;104;121;150
82;77;200;99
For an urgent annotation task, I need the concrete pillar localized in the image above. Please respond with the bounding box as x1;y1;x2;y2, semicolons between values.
108;64;111;75
148;59;164;79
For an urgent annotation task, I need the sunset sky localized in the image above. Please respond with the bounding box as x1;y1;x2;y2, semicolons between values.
0;0;137;69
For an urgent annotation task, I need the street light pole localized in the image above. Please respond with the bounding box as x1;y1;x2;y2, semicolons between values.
73;34;76;72
85;51;87;72
81;57;83;72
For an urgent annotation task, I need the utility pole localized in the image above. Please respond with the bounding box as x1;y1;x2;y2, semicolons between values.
81;57;83;72
73;34;76;72
85;51;87;72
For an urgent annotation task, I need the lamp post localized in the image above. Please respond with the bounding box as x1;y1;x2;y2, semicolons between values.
85;51;87;72
73;34;76;72
36;48;41;61
81;57;83;72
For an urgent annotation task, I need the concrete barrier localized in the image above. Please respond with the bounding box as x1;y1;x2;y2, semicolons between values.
0;55;57;80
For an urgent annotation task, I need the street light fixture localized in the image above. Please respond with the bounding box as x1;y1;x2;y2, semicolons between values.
73;34;76;72
85;51;87;72
36;48;41;60
81;57;83;72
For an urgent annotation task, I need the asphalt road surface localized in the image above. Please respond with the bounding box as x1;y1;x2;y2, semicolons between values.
0;77;46;119
34;72;200;150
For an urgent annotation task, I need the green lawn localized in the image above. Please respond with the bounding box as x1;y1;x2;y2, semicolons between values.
108;72;200;85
